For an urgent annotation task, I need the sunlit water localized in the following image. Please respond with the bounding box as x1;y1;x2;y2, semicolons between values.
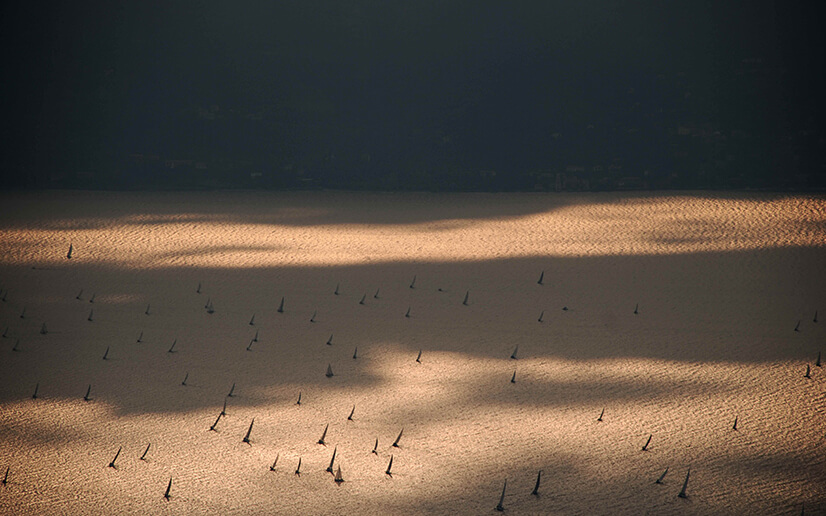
1;191;824;514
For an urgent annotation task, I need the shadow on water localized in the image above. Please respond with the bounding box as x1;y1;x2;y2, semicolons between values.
0;246;823;416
